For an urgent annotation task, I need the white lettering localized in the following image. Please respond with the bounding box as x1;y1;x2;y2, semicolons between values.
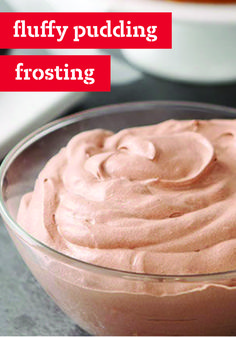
15;62;24;80
73;26;86;42
56;25;68;42
32;68;44;80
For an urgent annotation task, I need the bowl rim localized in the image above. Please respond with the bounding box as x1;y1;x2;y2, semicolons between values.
1;100;236;282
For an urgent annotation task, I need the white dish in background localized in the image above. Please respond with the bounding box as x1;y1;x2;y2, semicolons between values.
0;0;142;158
107;0;236;84
0;91;87;157
3;0;112;12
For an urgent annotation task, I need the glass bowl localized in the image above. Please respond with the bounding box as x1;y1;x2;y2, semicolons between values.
1;101;236;336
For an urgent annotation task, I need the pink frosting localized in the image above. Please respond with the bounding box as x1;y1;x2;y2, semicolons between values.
17;119;236;275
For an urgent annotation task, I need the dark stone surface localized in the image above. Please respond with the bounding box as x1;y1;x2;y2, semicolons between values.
0;222;89;336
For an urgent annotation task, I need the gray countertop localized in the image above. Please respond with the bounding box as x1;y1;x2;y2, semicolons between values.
0;219;89;336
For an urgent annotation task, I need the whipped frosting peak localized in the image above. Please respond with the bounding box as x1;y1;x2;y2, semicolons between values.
17;119;236;275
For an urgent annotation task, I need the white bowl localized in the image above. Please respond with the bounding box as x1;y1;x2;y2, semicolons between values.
108;0;236;84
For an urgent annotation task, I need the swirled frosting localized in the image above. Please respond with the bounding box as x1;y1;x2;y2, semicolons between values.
17;119;236;275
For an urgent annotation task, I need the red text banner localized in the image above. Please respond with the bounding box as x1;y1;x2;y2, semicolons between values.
0;12;172;49
0;55;111;92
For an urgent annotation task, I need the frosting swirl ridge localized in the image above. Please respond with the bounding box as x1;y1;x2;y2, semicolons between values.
17;119;236;275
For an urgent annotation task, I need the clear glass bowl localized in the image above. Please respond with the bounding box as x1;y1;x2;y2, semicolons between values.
1;101;236;336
